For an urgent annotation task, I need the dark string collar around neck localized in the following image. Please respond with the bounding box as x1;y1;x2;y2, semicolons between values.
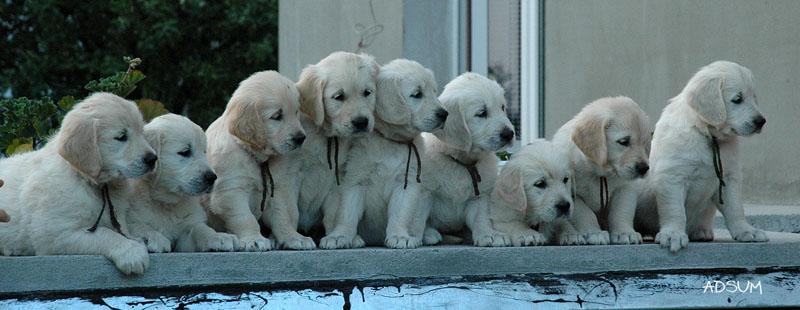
450;156;481;196
710;135;726;204
88;184;125;236
260;160;274;212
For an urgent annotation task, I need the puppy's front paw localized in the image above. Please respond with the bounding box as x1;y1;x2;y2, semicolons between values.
558;233;587;246
510;230;546;246
320;234;354;249
474;232;511;247
731;228;768;243
422;227;442;245
655;229;689;252
240;235;273;251
281;236;316;250
583;231;610;245
143;232;172;253
610;231;643;245
688;228;714;242
205;233;239;252
109;240;150;276
385;235;421;249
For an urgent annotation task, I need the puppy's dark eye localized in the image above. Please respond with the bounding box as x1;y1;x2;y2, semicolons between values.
732;92;743;104
534;180;547;188
476;110;488;118
270;110;283;121
563;177;569;184
114;132;128;142
363;89;372;97
333;93;345;101
617;137;630;147
410;90;423;99
501;105;506;112
178;149;192;157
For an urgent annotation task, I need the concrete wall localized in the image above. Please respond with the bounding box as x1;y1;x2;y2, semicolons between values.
543;0;800;205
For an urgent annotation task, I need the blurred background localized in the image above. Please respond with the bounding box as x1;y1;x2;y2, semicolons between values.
2;0;799;206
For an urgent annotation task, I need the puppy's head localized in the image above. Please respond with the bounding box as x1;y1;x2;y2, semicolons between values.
145;114;217;195
492;139;574;225
296;52;379;136
375;59;447;135
435;73;515;152
571;97;651;179
680;61;765;136
226;71;306;156
58;92;156;184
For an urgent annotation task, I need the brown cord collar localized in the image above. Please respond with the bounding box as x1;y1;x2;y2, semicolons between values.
599;176;609;210
260;160;274;212
327;137;341;186
88;184;125;236
450;156;481;196
710;136;726;204
403;142;422;189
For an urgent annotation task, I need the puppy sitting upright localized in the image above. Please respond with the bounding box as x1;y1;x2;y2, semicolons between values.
640;61;768;252
126;114;240;253
490;139;574;246
204;71;306;251
420;73;516;247
552;96;651;245
0;93;156;275
321;59;447;249
266;52;378;249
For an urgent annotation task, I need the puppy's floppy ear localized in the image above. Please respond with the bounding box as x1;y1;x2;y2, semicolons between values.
492;165;527;213
376;74;411;125
227;98;267;150
571;114;607;168
687;77;726;126
143;127;165;179
58;116;102;183
436;97;471;151
296;65;326;126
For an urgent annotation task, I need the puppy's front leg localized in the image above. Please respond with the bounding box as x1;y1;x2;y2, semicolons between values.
607;182;643;244
654;179;689;252
717;176;768;243
385;184;423;249
46;227;149;275
127;221;172;253
488;204;545;247
466;198;510;247
320;186;366;249
215;190;272;251
268;188;316;250
570;199;609;245
176;223;240;252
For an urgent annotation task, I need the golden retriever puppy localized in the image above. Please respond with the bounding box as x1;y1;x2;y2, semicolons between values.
320;59;447;249
552;96;651;245
490;139;575;246
638;61;768;252
125;114;240;253
266;52;378;250
203;71;306;251
0;93;156;275
419;73;517;247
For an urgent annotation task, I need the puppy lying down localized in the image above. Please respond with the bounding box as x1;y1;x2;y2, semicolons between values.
125;114;240;253
490;139;575;246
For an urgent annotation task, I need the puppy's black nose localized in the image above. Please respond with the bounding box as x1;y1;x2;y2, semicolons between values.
556;200;571;216
500;127;515;142
435;109;449;122
635;162;649;176
753;116;766;130
203;171;217;185
292;132;306;146
352;116;369;132
143;153;157;168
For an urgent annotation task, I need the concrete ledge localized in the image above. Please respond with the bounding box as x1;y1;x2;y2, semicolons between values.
715;204;800;232
1;230;799;297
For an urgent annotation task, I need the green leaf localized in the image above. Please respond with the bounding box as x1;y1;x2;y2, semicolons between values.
136;99;169;123
6;138;33;155
57;96;76;110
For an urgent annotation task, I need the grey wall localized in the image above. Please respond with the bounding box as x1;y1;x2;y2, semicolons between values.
543;0;800;205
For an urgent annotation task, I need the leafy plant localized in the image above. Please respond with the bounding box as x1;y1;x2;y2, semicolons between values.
496;151;512;161
85;57;146;97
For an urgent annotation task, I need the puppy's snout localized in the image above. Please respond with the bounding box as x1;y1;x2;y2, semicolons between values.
753;115;766;130
203;171;217;185
555;200;571;217
142;153;157;169
635;161;649;177
292;132;306;146
435;109;449;122
351;116;369;132
499;127;515;143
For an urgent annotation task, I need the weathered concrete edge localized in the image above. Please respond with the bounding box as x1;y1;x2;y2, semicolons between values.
2;239;799;297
